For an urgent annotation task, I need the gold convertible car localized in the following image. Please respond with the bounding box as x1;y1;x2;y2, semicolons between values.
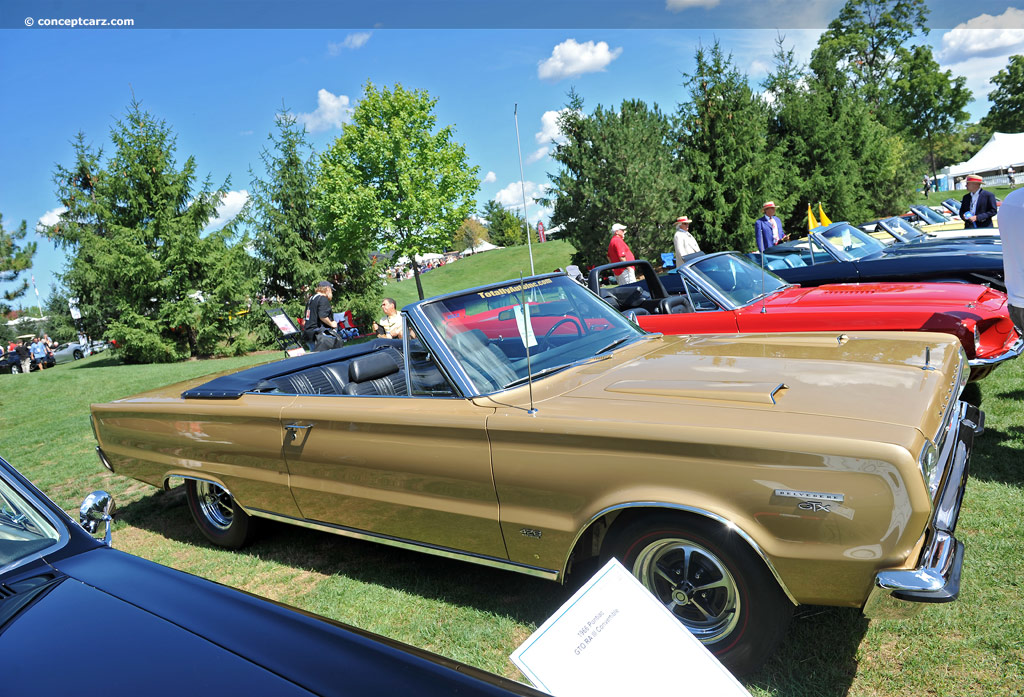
91;274;981;674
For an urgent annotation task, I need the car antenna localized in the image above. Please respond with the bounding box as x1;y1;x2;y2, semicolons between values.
519;272;537;415
760;242;768;314
513;104;536;276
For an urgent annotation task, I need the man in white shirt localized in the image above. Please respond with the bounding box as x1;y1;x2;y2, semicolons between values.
672;216;701;263
999;187;1024;332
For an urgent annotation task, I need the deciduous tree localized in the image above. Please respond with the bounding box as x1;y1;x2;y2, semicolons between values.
981;55;1024;134
317;81;479;300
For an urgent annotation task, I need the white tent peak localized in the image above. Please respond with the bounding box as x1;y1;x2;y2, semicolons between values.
948;132;1024;178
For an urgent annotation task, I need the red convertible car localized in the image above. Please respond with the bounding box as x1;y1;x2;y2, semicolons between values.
590;255;1022;382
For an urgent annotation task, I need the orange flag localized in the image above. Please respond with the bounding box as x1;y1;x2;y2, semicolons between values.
818;203;832;226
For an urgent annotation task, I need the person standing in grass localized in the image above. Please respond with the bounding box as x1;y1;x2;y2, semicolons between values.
607;223;636;285
755;201;788;252
672;215;701;261
999;187;1024;333
959;174;998;229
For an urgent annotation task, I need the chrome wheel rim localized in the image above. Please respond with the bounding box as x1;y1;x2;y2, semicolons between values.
195;481;233;530
632;538;740;643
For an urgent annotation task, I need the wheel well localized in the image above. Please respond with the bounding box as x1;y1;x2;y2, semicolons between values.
564;504;797;605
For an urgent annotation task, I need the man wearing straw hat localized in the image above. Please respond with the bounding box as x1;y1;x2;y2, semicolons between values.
958;174;998;229
672;215;701;261
754;201;788;252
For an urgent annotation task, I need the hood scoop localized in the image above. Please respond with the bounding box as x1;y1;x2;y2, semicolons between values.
605;380;789;405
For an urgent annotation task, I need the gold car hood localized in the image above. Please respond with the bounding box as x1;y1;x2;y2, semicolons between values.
557;332;961;432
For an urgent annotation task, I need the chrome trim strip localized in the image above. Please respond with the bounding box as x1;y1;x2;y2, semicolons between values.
403;305;483;398
245;508;560;581
0;458;72;578
968;335;1024;368
562;501;799;606
95;446;114;472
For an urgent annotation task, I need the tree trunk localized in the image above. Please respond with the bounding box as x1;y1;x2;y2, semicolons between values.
413;263;425;300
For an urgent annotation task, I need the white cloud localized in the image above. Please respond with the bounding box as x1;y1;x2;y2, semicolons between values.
482;171;497;184
36;206;67;232
239;129;254;136
205;190;249;231
297;89;352;132
666;0;721;10
538;39;622;81
494;181;550;217
328;32;372;55
940;9;1024;64
525;146;549;164
536;109;570;145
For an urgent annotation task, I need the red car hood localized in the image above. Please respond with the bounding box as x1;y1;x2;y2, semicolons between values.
765;282;1006;310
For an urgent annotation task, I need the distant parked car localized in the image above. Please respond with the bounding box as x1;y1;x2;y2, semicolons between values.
0;454;543;696
52;341;92;364
1;337;54;374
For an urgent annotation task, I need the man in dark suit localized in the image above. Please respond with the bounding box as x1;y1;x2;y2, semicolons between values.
755;201;788;252
959;174;998;228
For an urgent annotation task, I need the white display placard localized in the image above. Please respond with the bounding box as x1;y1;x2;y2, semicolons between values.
513;303;538;348
510;558;750;697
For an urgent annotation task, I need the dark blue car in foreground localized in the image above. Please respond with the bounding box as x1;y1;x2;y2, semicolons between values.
0;456;541;696
749;222;1006;291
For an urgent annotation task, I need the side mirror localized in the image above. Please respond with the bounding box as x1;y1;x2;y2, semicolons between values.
79;490;115;547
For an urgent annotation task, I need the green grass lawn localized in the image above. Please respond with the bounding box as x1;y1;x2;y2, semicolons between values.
385;240;576;309
2;332;1022;695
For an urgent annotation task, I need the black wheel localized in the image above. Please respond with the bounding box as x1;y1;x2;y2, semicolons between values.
184;479;254;548
73;349;83;360
603;514;792;675
544;317;584;339
10;363;20;374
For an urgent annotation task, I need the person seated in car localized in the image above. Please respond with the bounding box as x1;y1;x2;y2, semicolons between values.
375;298;403;339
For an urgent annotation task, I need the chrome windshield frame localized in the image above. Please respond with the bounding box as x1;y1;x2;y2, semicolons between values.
677;251;791;311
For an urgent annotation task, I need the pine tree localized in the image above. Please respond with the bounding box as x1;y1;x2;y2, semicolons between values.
547;91;680;268
46;100;256;362
1;213;35;315
674;43;781;253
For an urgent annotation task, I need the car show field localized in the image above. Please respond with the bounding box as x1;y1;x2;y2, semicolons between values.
3;285;1023;695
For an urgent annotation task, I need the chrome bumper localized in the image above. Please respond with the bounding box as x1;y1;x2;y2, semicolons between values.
968;335;1024;370
863;401;980;619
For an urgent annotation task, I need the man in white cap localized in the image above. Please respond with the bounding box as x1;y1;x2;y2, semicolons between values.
755;201;787;252
607;223;636;285
1000;187;1024;333
959;174;998;229
672;215;701;262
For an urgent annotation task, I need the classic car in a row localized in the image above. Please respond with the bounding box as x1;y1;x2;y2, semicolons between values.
868;216;1000;246
750;222;1006;291
92;273;981;674
0;455;541;696
597;256;1021;381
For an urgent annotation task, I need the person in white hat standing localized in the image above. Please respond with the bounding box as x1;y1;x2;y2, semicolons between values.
754;201;787;252
672;215;701;262
959;174;998;229
607;223;636;285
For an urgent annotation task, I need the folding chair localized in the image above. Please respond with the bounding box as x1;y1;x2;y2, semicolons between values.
660;252;676;270
333;310;362;340
265;307;307;357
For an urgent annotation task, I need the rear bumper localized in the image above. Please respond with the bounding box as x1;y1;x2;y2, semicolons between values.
862;401;980;619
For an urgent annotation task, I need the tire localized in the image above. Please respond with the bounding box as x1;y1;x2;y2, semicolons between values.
603;514;792;675
10;363;20;374
184;479;254;549
73;349;83;360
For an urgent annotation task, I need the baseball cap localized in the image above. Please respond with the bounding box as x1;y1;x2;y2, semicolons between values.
611;223;627;233
317;280;335;289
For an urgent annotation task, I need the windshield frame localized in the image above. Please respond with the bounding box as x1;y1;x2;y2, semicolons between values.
678;252;791;310
878;217;926;242
811;223;886;261
405;273;649;397
0;458;70;578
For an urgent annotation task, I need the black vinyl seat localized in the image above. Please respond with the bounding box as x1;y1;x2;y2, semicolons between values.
343;348;407;396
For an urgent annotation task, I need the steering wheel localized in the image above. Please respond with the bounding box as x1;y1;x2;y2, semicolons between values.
544;317;584;339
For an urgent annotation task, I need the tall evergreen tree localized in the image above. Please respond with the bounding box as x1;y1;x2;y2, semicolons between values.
317;81;479;301
980;55;1024;134
546;91;680;268
1;212;35;316
480;199;524;248
46;101;256;362
674;42;781;253
247;108;325;301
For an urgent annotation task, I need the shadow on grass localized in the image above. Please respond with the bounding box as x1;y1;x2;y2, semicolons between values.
65;353;124;370
117;487;869;694
970;425;1024;487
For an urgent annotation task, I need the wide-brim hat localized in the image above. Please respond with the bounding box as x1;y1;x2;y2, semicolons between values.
966;174;984;183
762;201;776;209
676;216;691;224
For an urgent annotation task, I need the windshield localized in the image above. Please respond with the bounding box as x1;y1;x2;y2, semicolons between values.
1;473;62;572
419;275;644;394
882;217;927;241
688;253;789;307
911;206;947;224
817;224;886;260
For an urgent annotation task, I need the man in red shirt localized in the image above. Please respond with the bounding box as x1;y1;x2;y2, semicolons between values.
607;223;636;285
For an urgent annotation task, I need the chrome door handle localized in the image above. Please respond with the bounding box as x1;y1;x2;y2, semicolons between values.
284;423;314;441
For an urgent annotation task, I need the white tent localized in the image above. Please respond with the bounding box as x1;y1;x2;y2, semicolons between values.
460;240;501;255
395;252;445;264
948;132;1024;178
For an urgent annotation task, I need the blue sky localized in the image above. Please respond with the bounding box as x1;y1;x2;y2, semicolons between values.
2;0;1023;305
